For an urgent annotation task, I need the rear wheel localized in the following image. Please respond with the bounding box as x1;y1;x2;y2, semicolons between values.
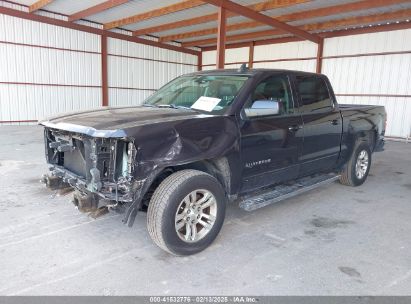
147;169;226;256
340;142;372;186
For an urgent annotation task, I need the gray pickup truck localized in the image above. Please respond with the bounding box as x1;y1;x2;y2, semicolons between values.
40;67;386;255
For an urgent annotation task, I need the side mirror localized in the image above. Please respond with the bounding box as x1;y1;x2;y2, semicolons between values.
244;100;280;117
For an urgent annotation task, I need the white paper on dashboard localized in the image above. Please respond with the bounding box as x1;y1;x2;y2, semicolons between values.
191;96;221;112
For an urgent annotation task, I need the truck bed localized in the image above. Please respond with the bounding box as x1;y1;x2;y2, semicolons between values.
338;103;386;154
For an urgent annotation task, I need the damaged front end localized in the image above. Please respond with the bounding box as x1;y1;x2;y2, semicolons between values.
41;127;139;217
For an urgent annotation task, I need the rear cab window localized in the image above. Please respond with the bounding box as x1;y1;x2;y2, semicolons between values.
295;75;333;113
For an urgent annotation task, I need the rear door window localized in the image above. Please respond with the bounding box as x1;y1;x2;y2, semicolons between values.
296;76;333;113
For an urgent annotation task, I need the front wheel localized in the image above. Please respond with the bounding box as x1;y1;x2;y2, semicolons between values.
147;170;226;256
340;142;372;186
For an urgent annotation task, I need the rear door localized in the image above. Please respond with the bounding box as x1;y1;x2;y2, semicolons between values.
294;74;342;176
239;73;304;193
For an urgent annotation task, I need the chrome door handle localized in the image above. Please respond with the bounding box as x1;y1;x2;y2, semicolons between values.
288;125;302;132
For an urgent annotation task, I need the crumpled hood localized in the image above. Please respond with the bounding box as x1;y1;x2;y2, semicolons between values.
40;106;213;137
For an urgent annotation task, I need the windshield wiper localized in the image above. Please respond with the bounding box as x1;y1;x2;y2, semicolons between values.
157;104;198;111
143;104;200;113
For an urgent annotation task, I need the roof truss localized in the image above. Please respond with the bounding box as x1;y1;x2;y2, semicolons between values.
182;8;411;47
159;0;410;42
29;0;53;13
200;20;411;52
132;0;309;36
201;0;321;43
11;0;411;65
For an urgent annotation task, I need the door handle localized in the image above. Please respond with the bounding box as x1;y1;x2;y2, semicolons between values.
330;119;339;125
288;125;302;132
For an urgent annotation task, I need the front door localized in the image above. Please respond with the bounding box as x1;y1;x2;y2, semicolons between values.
240;74;303;193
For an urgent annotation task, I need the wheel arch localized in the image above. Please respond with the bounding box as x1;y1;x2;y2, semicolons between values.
346;129;377;154
355;129;378;151
140;157;232;208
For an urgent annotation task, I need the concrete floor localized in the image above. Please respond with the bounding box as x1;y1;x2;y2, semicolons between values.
0;126;410;296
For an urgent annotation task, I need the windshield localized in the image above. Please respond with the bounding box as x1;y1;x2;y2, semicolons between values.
143;75;249;114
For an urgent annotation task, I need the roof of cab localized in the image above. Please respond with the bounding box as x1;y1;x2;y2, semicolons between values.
186;68;321;77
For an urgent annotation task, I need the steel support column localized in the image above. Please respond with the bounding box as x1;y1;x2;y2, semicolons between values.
101;35;108;107
198;51;203;71
216;6;226;69
316;37;324;73
248;41;254;68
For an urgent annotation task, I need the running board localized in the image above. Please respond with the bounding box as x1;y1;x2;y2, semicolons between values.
239;173;340;211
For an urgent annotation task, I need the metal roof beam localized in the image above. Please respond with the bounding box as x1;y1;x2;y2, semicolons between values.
201;21;411;51
182;8;411;47
321;21;411;38
69;0;129;22
160;0;410;42
200;0;321;43
132;0;309;36
29;0;53;13
103;0;206;30
216;6;226;69
201;36;303;51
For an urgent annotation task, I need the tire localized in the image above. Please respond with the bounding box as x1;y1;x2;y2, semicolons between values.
339;141;372;187
147;169;226;256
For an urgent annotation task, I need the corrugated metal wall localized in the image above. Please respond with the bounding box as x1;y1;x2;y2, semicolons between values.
107;37;197;107
0;4;197;124
201;30;411;139
202;50;217;70
202;41;317;71
322;30;411;139
202;47;250;70
0;12;101;125
253;41;317;72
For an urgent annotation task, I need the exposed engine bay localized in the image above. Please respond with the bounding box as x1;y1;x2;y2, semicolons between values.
42;127;137;217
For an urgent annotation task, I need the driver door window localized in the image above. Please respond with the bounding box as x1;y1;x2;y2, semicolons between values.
245;75;294;117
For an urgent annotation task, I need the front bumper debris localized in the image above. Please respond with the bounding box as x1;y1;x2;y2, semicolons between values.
45;165;136;203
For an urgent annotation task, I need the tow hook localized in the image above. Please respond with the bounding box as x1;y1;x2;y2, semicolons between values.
40;174;71;191
41;175;111;219
71;190;99;213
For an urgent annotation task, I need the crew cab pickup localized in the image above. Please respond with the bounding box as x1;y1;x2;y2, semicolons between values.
40;68;386;255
